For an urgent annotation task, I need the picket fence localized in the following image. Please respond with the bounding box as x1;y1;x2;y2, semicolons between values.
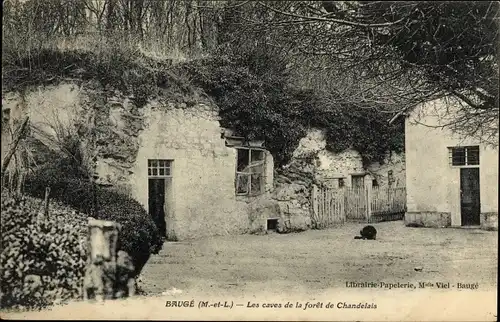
310;185;406;228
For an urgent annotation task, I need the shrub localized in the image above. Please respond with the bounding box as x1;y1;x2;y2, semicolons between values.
0;192;87;310
95;188;164;275
24;173;164;275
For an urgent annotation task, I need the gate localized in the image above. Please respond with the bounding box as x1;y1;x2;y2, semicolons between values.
310;185;346;228
370;186;407;222
344;187;368;222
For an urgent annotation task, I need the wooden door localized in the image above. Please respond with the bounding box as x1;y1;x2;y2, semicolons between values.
148;178;167;236
352;175;365;189
460;168;481;226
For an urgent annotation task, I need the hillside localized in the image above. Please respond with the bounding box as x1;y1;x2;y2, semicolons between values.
2;41;405;171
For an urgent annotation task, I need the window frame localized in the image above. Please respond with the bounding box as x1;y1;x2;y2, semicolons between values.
147;159;173;178
235;147;266;196
387;170;394;187
448;146;480;167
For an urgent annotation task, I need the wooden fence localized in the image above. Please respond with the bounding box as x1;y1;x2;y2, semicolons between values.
370;186;407;222
310;185;346;228
310;185;407;227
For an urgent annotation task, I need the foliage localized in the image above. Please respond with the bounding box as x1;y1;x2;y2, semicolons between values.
228;1;499;144
95;188;164;275
359;1;498;101
2;43;196;108
305;93;405;165
184;47;307;165
23;167;164;275
185;46;404;166
0;192;87;310
2;1;408;168
3;0;497;147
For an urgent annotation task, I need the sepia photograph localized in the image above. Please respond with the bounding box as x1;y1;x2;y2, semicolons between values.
1;0;498;320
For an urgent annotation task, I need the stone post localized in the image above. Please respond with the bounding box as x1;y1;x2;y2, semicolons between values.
83;218;121;301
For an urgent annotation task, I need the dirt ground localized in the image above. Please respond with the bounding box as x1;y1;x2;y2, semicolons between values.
138;221;498;296
4;221;498;321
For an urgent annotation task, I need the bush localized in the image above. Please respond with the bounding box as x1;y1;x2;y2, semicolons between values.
24;173;164;275
0;192;87;310
95;188;164;275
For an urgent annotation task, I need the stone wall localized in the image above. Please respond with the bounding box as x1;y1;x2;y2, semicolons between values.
366;152;406;188
404;212;452;228
3;84;408;240
273;128;406;232
480;213;498;231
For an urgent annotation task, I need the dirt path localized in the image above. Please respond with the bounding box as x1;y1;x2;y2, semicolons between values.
4;221;497;320
138;221;498;296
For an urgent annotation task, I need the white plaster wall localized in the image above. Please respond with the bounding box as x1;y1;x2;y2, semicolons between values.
406;99;499;226
129;103;265;240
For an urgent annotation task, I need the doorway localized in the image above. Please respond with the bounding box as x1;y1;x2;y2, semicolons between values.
351;175;365;190
460;168;480;226
148;179;166;236
147;159;173;237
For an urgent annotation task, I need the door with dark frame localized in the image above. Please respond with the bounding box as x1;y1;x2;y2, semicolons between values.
148;178;167;236
147;159;173;237
460;168;481;226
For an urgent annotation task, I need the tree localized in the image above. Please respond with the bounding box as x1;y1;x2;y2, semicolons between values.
224;1;499;144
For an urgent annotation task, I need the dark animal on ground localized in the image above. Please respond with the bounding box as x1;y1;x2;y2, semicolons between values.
354;225;377;240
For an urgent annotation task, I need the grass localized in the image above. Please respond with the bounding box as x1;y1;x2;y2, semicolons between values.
2;31;205;108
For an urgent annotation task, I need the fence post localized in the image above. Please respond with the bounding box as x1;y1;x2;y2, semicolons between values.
341;188;346;223
311;184;318;227
365;185;372;223
83;218;121;302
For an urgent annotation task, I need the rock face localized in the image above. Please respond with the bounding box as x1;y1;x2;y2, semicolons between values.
272;128;406;232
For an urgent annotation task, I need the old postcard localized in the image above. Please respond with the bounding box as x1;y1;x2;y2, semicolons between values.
1;1;498;321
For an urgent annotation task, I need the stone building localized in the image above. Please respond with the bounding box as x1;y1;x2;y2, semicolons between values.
101;102;276;240
403;98;498;230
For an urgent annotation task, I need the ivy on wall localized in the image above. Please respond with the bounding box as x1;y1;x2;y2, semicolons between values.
184;49;405;167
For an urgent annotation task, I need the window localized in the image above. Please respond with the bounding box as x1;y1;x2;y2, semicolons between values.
372;178;379;188
235;148;265;195
388;170;394;187
449;146;479;166
148;159;172;177
267;219;278;231
338;178;345;188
